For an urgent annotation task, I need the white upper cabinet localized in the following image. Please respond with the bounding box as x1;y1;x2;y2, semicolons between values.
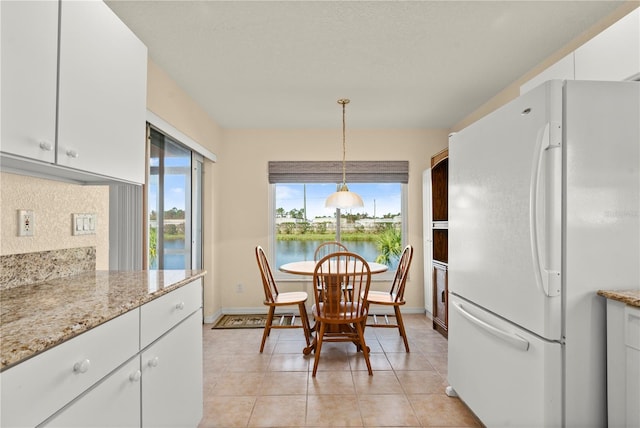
520;53;575;95
520;8;639;95
57;0;147;184
0;0;147;184
574;8;640;82
1;1;58;162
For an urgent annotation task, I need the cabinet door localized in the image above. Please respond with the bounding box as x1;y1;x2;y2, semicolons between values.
574;8;640;82
626;305;640;428
57;0;147;184
43;358;141;428
432;262;448;336
0;0;57;161
141;309;203;428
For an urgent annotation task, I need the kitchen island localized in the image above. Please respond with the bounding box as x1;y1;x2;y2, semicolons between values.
0;269;206;427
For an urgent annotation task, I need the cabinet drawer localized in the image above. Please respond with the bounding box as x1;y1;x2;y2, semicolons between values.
0;308;139;427
141;279;202;348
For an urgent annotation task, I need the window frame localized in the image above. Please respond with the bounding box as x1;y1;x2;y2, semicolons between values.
269;181;408;282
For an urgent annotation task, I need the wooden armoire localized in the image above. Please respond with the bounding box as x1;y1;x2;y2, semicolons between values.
430;148;448;338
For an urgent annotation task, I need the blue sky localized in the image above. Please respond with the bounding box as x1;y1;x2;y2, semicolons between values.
150;159;403;221
276;183;401;219
148;175;188;214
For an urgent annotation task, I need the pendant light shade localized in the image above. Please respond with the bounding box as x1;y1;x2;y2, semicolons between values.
325;183;364;209
325;99;364;209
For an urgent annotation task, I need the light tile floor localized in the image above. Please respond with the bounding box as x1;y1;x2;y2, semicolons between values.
198;314;483;428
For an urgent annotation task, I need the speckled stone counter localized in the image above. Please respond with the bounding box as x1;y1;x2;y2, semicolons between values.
597;289;640;307
0;270;206;371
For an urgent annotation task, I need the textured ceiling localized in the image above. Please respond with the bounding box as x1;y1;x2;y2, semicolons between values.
105;1;625;129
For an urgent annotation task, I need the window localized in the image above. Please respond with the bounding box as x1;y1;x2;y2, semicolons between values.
269;161;408;279
148;125;203;270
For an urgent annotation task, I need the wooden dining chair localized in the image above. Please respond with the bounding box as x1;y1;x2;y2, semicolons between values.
255;246;312;353
313;241;348;261
314;241;351;300
365;244;414;352
311;251;373;376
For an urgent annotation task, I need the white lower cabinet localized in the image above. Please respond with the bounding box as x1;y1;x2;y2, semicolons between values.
0;308;139;428
141;310;203;428
605;299;640;428
0;278;203;428
44;357;141;427
625;305;640;428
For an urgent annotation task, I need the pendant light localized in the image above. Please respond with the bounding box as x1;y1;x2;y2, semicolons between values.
325;99;364;209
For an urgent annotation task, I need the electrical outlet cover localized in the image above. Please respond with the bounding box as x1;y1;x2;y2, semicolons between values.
18;210;34;237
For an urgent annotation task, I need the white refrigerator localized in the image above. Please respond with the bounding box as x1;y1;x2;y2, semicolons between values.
447;80;639;427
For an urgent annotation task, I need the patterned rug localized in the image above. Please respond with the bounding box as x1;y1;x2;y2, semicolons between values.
212;313;295;329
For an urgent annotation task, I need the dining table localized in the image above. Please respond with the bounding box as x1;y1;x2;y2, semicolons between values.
279;259;389;354
279;260;389;276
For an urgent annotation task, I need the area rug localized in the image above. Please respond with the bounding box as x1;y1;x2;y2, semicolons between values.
212;313;295;329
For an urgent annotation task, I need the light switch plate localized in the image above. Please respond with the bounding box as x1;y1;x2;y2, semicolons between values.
72;213;97;235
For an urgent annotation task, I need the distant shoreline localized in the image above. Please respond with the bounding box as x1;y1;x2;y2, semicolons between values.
276;233;377;242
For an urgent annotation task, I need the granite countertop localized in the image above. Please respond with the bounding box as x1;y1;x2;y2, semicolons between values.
0;270;206;371
597;289;640;307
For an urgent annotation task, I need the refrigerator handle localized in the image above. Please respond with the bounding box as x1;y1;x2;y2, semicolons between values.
453;302;530;351
529;122;562;298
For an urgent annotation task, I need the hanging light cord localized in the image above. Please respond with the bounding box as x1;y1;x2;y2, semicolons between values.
338;98;350;187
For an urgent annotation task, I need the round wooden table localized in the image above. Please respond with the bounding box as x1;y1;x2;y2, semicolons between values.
279;260;389;276
279;260;388;355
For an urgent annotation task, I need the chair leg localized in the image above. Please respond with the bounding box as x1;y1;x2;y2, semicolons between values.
312;321;326;377
298;303;312;346
260;306;276;353
394;306;410;353
354;321;373;375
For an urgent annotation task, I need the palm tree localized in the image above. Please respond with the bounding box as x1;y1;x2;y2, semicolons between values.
149;226;158;267
375;228;402;265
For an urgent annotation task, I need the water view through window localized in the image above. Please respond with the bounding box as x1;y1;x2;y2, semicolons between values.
148;127;192;270
274;182;404;272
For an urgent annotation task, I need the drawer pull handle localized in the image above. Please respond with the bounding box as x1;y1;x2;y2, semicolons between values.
73;359;91;374
176;302;185;310
129;370;142;382
148;356;159;368
66;149;79;159
39;141;53;151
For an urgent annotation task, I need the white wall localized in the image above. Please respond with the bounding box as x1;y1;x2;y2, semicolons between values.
213;128;447;318
145;59;448;320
